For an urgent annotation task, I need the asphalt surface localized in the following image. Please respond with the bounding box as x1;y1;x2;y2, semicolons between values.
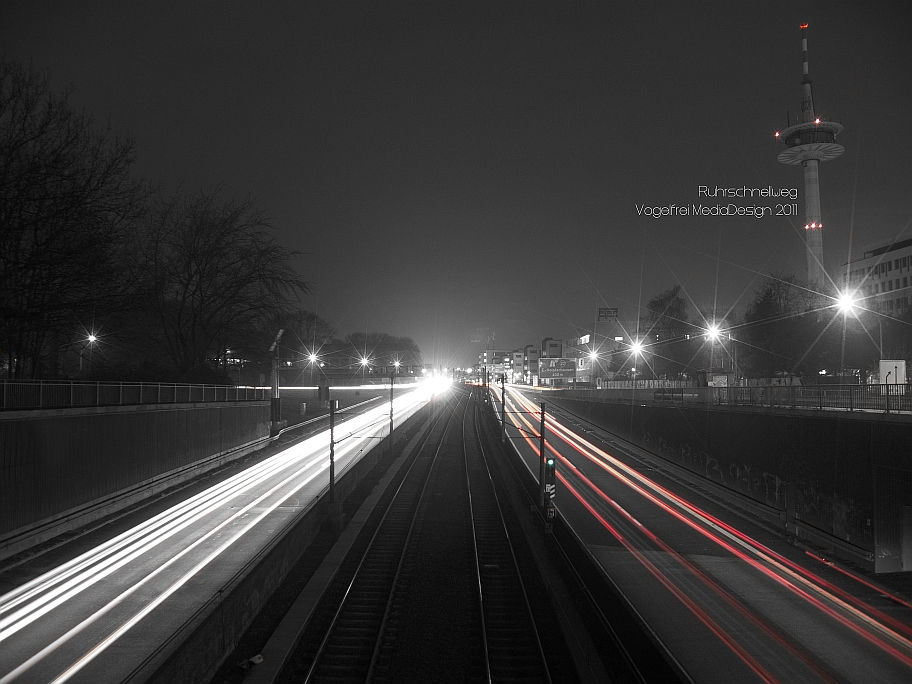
504;387;912;684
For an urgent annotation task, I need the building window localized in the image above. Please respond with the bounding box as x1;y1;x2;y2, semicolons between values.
905;277;909;288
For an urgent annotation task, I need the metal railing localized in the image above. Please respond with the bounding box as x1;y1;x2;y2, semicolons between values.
712;383;912;413
562;383;912;414
1;380;268;411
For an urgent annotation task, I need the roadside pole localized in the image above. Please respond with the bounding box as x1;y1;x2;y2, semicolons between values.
328;395;342;532
539;401;546;507
389;366;398;453
500;374;506;444
269;329;284;436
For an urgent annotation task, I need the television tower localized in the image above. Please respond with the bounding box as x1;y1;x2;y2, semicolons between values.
776;23;844;288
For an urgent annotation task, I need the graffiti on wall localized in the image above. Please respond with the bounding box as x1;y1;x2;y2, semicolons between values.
640;428;871;544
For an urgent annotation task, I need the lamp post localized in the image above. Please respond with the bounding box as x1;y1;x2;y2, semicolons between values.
329;394;335;503
499;373;506;444
269;329;284;436
328;393;342;531
876;316;883;359
836;292;854;384
389;361;399;453
837;290;882;381
630;340;643;385
707;323;720;371
539;401;547;507
308;353;319;387
80;333;97;374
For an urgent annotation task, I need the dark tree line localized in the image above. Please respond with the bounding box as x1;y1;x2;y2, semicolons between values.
0;60;318;382
617;274;907;382
0;59;145;378
131;190;310;380
739;273;903;382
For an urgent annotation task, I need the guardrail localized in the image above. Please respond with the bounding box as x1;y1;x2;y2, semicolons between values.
0;380;268;411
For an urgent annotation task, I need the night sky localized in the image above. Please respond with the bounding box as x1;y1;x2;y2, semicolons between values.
3;2;911;367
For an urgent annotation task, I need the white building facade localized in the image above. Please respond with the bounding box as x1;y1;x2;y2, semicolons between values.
842;237;912;314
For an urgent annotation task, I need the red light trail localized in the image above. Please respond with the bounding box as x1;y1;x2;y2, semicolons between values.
501;388;912;681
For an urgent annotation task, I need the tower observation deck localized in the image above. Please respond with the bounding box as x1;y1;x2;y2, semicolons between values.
776;23;844;288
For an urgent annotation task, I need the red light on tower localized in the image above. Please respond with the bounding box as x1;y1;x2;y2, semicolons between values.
779;21;843;287
775;131;780;137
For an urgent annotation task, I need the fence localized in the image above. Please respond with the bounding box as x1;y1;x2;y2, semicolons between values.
1;380;267;411
563;383;912;414
712;383;912;413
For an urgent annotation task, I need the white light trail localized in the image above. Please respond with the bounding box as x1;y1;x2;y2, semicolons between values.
0;386;438;682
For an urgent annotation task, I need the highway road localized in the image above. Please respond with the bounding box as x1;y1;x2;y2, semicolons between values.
503;386;912;683
0;384;439;683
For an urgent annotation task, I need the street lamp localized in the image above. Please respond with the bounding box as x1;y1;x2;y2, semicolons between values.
80;333;98;374
837;291;857;316
837;289;883;364
706;323;721;370
629;340;644;381
306;352;320;386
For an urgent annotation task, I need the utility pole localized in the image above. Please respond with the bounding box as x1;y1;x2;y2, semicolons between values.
328;395;342;532
539;401;546;507
269;329;284;436
500;373;506;444
389;365;397;453
329;396;336;503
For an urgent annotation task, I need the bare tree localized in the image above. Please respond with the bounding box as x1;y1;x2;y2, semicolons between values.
0;59;145;377
136;188;309;380
641;285;695;379
741;273;824;378
279;309;337;357
345;332;422;367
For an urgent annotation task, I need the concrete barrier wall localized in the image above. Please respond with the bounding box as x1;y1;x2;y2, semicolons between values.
547;395;912;572
0;402;270;545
